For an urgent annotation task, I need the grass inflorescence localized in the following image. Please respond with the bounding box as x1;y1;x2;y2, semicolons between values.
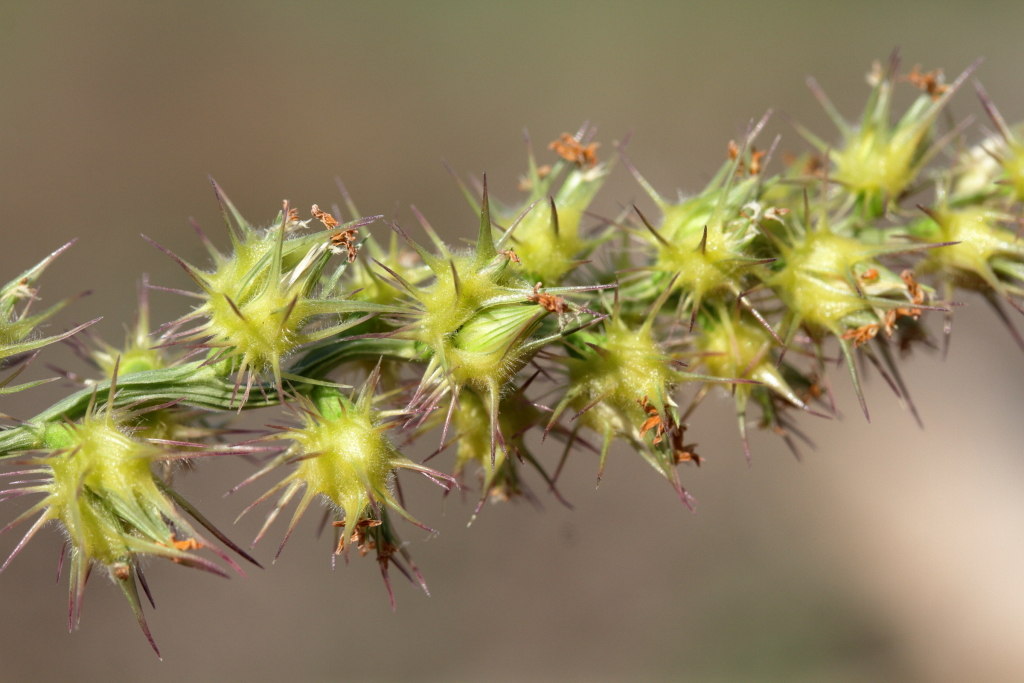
1;51;1021;655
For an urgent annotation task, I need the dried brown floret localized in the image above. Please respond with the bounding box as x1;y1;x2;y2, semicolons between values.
728;140;766;175
311;203;339;229
283;200;300;225
329;228;359;262
880;270;926;336
332;518;382;556
526;282;569;314
669;424;702;466
901;269;925;305
637;395;665;444
749;148;767;175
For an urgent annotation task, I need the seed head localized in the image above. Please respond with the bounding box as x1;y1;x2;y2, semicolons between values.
381;179;601;466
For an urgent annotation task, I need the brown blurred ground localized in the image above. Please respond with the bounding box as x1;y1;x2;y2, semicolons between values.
1;2;1023;681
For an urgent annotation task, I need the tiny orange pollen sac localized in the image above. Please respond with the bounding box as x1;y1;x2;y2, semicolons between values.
549;133;599;167
842;323;881;348
903;64;949;99
638;396;665;444
172;538;203;551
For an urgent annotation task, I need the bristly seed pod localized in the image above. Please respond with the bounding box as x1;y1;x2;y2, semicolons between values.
0;241;98;395
0;363;258;658
147;181;391;405
970;83;1024;205
796;51;977;218
546;284;745;506
483;123;613;286
764;206;944;422
912;199;1024;351
417;376;570;522
619;113;776;329
380;178;608;467
693;304;822;462
235;366;455;607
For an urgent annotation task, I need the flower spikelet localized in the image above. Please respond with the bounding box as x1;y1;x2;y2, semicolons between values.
238;368;455;602
0;369;254;657
147;183;388;404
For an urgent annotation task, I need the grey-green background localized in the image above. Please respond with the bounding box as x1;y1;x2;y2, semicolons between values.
1;2;1023;682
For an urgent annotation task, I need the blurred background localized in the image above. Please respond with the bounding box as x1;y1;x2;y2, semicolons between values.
1;2;1023;681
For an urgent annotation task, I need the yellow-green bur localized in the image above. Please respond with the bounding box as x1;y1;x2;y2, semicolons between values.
548;303;692;493
476;124;609;286
43;421;184;562
832;122;924;202
697;308;812;461
152;189;385;399
797;58;973;216
503;166;608;285
0;242;96;378
445;385;560;515
767;226;879;416
414;253;519;379
623;141;765;319
644;158;761;246
914;207;1024;290
386;188;572;469
408;249;547;429
81;277;166;381
425;293;551;469
1001;139;1024;202
765;220;926;420
635;204;760;325
1;409;237;657
244;385;452;558
972;86;1024;204
912;207;1024;349
768;228;877;332
999;143;1024;204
